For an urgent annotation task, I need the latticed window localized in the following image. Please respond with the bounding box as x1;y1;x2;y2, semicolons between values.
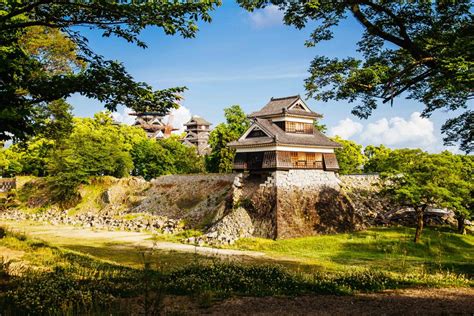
286;122;313;134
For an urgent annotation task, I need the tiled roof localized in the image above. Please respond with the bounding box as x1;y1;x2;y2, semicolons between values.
228;118;341;148
248;95;321;118
184;115;211;126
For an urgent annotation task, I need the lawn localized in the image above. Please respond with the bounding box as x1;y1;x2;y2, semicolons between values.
1;222;473;314
228;227;474;276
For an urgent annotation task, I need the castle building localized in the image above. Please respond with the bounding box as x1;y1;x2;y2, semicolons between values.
228;95;341;172
182;115;212;155
130;112;177;139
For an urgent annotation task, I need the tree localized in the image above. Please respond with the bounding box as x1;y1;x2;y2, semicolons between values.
332;136;366;174
313;120;327;133
159;136;205;175
0;1;219;141
131;139;174;181
363;144;392;173
207;105;250;173
380;151;467;242
439;153;473;234
0;146;22;177
52;112;143;178
238;1;473;152
131;136;204;180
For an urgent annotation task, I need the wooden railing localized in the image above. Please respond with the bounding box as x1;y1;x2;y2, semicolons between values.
0;178;16;192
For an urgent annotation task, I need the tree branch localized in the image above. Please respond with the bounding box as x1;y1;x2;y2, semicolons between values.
349;1;433;62
382;70;433;103
0;0;52;22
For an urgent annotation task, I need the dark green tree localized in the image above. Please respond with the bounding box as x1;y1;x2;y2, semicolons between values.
131;139;174;181
159;136;205;175
0;1;219;141
440;153;473;234
207;105;250;173
239;1;473;152
380;151;469;242
131;136;204;180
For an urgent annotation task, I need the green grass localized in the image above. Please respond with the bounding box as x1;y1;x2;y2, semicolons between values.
1;224;473;314
227;227;474;276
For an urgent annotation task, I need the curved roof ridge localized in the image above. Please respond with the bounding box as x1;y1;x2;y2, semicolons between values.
270;95;300;101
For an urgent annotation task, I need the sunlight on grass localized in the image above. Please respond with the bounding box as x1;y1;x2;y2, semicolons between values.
229;227;474;275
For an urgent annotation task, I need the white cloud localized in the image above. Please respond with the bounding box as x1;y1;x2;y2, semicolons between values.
248;5;284;28
360;112;436;147
165;105;192;134
111;107;135;125
328;112;438;150
329;118;363;139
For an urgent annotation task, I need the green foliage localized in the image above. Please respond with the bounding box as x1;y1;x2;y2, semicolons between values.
0;1;219;141
131;139;173;180
1;109;206;205
1;99;74;177
238;1;473;152
0;146;22;177
313;120;327;133
379;150;473;240
131;136;204;180
158;136;205;175
49;113;139;179
207;105;250;173
332;136;366;174
363;144;393;173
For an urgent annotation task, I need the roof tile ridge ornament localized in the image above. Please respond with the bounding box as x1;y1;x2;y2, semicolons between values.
271;95;300;101
282;107;288;113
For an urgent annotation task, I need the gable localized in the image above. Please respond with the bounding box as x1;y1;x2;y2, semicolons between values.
288;99;311;112
240;123;273;141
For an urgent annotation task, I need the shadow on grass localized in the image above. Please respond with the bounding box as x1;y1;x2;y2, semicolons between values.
61;243;329;275
61;244;213;270
329;227;474;276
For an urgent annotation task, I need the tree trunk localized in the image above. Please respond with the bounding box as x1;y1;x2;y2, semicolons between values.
457;215;466;235
414;206;426;243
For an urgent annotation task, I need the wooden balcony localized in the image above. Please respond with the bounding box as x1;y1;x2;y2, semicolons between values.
233;151;326;170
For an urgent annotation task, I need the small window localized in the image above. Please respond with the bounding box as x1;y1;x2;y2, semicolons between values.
286;122;313;134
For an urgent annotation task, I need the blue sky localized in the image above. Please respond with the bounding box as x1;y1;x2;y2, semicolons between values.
68;2;468;152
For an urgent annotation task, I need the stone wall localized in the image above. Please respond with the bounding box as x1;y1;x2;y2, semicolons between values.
227;170;364;239
0;178;16;192
272;170;364;238
272;170;340;189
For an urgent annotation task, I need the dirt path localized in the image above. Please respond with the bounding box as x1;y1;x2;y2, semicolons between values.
164;288;474;315
0;220;266;258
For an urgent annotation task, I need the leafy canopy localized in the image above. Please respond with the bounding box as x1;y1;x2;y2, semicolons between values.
207;105;250;173
0;0;219;141
239;1;473;152
131;136;204;181
332;136;366;175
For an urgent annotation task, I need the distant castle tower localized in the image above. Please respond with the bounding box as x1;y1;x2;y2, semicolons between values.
130;112;177;139
183;116;211;155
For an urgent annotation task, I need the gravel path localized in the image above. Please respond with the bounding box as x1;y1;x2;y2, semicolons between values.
0;220;266;258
